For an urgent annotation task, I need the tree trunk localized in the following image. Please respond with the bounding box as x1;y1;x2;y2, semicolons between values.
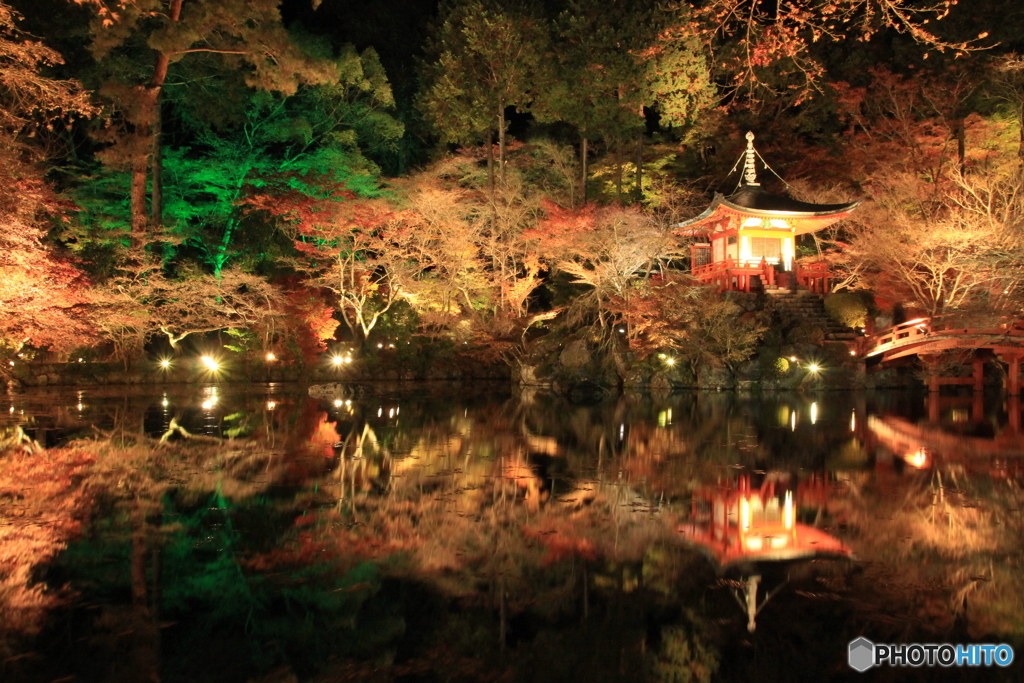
129;0;182;235
498;104;507;184
151;101;163;228
130;124;150;234
580;135;588;204
486;129;495;201
635;134;644;202
1019;102;1024;164
957;116;966;175
615;141;623;202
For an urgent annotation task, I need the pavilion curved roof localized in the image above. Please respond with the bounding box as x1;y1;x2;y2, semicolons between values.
675;186;862;237
675;131;862;237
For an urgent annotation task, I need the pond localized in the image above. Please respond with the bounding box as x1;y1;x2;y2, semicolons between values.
1;384;1021;682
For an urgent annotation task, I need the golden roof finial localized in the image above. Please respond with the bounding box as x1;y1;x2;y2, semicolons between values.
743;131;759;186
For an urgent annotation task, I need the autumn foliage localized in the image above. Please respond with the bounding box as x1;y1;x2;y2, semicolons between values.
0;433;94;646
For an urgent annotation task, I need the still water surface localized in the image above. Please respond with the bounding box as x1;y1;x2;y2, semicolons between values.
1;384;1021;682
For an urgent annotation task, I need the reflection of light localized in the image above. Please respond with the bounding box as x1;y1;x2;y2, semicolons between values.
200;356;220;372
202;397;217;410
810;402;818;425
162;398;169;408
266;352;276;361
159;358;171;369
377;343;383;349
791;411;797;431
784;490;794;529
334;399;343;407
745;536;763;551
850;410;856;432
345;399;352;407
388;408;395;418
771;535;788;549
267;401;276;410
951;408;969;424
790;356;797;362
377;407;382;417
8;406;13;413
906;449;928;468
619;424;625;440
395;406;399;415
740;498;750;531
77;403;83;411
849;349;856;356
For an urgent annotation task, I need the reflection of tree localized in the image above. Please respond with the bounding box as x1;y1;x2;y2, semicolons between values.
836;465;1024;641
0;430;93;658
5;389;855;680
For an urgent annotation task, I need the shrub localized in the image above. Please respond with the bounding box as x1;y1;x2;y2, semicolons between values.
824;292;868;329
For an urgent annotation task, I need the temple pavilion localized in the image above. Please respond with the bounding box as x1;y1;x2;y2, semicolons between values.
676;132;861;293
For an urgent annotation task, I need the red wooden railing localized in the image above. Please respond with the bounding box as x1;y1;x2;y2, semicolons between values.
794;260;831;295
692;257;776;293
859;316;1024;358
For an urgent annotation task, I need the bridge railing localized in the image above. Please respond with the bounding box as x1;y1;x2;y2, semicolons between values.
860;317;932;356
860;316;1024;357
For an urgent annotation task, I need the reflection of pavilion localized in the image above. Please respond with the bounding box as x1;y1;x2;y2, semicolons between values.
678;473;851;568
678;473;851;632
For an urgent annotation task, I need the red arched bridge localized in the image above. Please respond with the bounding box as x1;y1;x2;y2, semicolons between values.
857;317;1024;395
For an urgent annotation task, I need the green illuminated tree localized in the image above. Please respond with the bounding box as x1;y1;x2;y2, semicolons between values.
80;0;338;234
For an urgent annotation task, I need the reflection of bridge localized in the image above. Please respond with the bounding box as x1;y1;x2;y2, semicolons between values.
857;317;1024;394
868;413;1024;476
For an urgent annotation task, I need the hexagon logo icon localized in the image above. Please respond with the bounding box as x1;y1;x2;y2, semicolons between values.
848;637;875;672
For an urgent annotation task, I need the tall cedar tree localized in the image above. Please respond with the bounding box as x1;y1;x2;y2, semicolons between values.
419;0;548;199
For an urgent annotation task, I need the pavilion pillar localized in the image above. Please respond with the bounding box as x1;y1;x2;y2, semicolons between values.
928;394;940;423
1009;396;1021;433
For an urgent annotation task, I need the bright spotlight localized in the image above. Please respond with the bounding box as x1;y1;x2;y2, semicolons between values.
665;357;676;366
159;358;172;369
200;356;220;372
332;355;344;366
808;363;820;373
266;352;277;361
